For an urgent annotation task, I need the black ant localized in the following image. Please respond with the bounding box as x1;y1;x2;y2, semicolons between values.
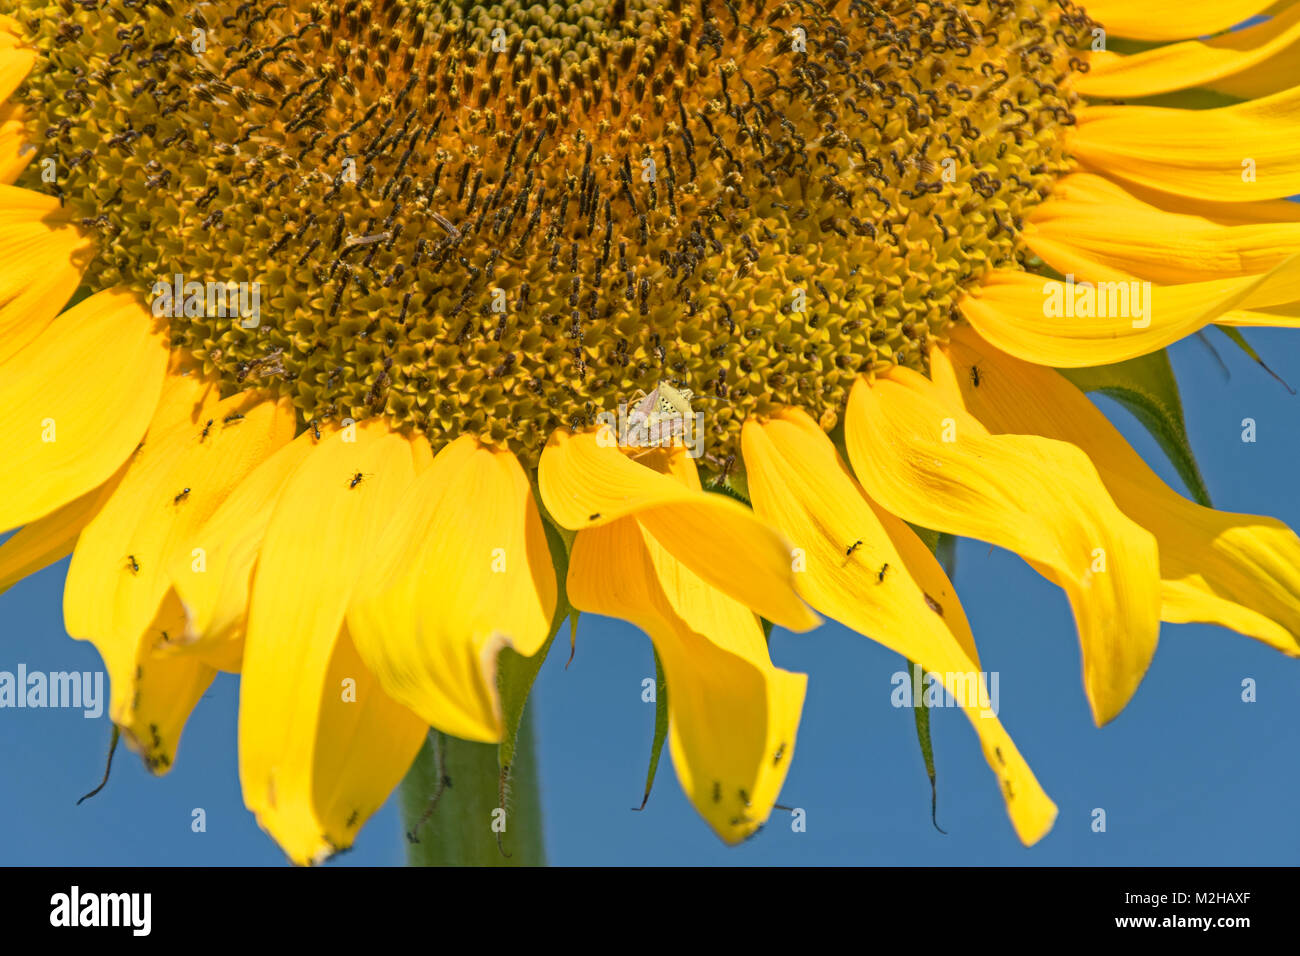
969;363;982;388
845;539;864;557
588;512;601;520
223;412;245;426
877;562;889;583
173;487;191;504
125;555;140;574
199;418;214;442
348;471;372;489
310;419;322;441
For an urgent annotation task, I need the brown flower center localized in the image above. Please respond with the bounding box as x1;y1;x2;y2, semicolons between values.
16;0;1090;473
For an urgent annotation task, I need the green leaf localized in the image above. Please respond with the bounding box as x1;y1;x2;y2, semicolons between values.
902;531;955;834
496;637;558;790
1214;325;1297;395
907;660;945;835
633;650;669;811
498;491;578;776
1060;349;1212;507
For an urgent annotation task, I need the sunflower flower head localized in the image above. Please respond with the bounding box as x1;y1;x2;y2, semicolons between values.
19;0;1083;467
3;0;1300;866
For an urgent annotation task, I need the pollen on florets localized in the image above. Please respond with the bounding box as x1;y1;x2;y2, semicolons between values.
12;0;1092;473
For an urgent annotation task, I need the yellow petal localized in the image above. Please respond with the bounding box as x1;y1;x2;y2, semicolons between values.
116;591;217;774
148;359;224;436
0;14;26;47
1080;0;1273;42
0;186;96;364
0;288;168;532
0;42;34;104
1071;86;1300;201
742;408;1056;844
0;361;225;595
0;463;126;596
255;622;427;865
1083;180;1300;227
238;421;430;865
167;432;317;667
938;329;1300;657
846;370;1162;725
568;515;806;844
538;427;817;632
1218;302;1300;327
64;394;295;722
348;436;556;743
1077;6;1300;99
0;104;35;184
1026;173;1300;284
960;255;1300;367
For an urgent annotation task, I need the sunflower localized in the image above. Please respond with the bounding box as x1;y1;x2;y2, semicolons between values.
2;0;1299;864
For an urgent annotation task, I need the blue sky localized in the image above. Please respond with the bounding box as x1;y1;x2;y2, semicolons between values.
1;326;1298;866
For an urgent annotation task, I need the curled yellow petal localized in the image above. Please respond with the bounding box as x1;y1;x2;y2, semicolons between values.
167;431;316;668
538;427;817;632
117;591;217;774
846;369;1161;726
938;328;1300;657
64;394;295;726
568;515;806;844
960;255;1300;367
348;436;556;743
238;421;429;865
742;408;1056;844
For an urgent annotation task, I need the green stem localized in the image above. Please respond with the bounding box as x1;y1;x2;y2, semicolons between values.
399;707;546;866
